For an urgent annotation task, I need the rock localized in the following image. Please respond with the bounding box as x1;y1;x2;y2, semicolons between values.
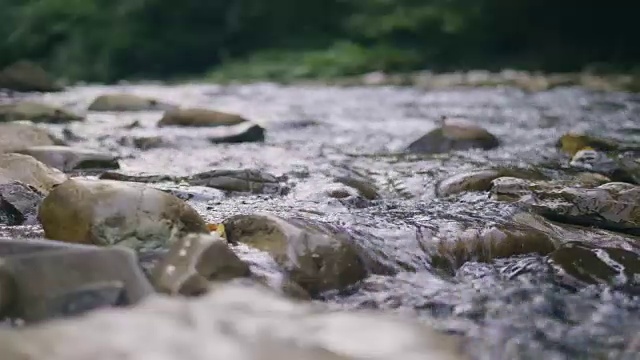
422;221;557;272
570;148;639;184
223;214;367;296
436;169;501;197
0;282;466;360
406;117;500;154
557;132;619;156
0;153;67;193
0;181;44;225
38;179;208;249
334;173;380;200
491;178;640;235
187;169;286;194
0;244;154;322
0;123;61;153
88;94;177;112
123;136;166;150
208;122;266;143
0;61;62;92
15;145;120;172
158;108;248;127
548;241;640;292
0;101;82;123
151;233;250;296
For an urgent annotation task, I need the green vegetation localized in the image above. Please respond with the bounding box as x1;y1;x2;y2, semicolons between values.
1;0;637;83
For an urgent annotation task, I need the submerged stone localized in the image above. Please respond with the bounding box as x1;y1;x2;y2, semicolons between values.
548;241;640;292
0;101;82;123
557;132;620;156
158;108;248;127
187;169;286;194
223;213;367;296
15;145;120;172
38;179;208;249
88;94;177;112
406;117;499;154
569;148;639;184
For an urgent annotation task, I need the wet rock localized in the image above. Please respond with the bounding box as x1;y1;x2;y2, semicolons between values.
224;214;367;296
208;122;266;144
38;179;208;249
0;123;61;153
15;145;119;172
492;178;640;235
158;108;248;127
187;169;286;194
422;221;557;272
0;244;154;322
88;94;177;112
406;117;500;154
436;170;501;197
548;242;640;292
0;282;465;360
436;168;549;197
0;101;82;123
0;181;44;225
334;172;380;200
125;136;167;150
0;153;67;193
326;185;356;199
0;61;62;92
151;233;250;296
557;132;620;156
570;148;639;184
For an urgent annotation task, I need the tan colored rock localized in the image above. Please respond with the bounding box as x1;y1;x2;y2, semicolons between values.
406;117;500;154
223;214;367;296
436;169;501;197
158;108;248;127
0;60;62;92
38;179;208;248
0;153;67;193
88;94;177;112
0;101;82;123
0;123;61;153
152;233;250;296
16;145;119;172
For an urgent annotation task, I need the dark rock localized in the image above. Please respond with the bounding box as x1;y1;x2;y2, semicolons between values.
548;241;640;292
208;122;265;144
0;61;62;92
569;148;639;184
0;245;153;322
406;117;500;154
187;169;286;194
0;181;44;225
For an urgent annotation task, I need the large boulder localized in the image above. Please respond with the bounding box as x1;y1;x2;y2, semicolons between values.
38;179;208;249
151;232;251;296
0;123;62;153
0;282;465;360
158;108;248;127
0;61;62;92
223;214;367;296
88;94;177;112
0;241;154;323
0;153;67;193
406;117;500;154
15;145;120;172
0;101;83;123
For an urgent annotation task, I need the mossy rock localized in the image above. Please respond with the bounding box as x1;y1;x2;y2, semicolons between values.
158;108;248;127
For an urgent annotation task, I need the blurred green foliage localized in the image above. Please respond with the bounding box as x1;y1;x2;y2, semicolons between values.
0;0;637;82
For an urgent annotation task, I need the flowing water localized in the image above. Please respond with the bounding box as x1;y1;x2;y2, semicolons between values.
6;82;640;359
